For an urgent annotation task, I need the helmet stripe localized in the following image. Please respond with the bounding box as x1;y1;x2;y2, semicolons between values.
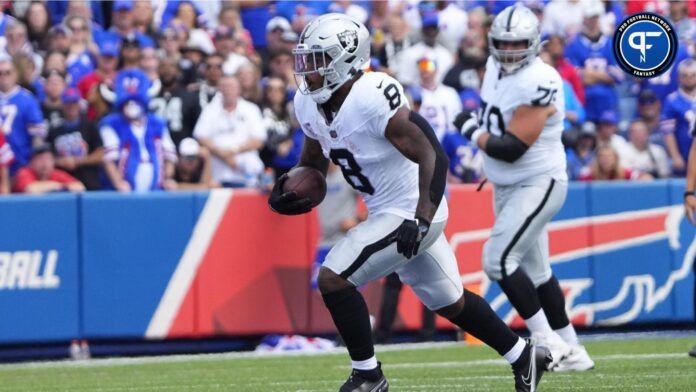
506;7;516;32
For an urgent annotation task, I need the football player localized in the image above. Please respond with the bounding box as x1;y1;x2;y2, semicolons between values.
454;5;594;372
269;13;550;392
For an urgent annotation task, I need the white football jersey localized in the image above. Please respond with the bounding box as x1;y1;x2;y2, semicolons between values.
479;57;568;185
294;72;448;223
419;83;462;141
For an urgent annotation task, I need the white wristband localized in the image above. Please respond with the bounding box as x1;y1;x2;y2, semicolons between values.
470;128;486;145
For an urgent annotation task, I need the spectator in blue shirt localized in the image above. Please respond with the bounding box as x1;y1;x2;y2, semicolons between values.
0;54;46;175
276;1;331;33
99;84;177;192
47;1;104;30
639;46;690;104
64;15;99;88
661;59;696;177
103;0;155;49
565;2;623;122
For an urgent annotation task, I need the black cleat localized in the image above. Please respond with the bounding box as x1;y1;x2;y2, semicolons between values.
689;345;696;358
512;344;552;392
339;362;389;392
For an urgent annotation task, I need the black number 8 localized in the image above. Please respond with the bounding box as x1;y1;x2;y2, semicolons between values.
329;149;375;194
383;83;401;110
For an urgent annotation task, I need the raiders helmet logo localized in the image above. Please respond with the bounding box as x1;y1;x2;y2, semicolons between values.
337;30;358;53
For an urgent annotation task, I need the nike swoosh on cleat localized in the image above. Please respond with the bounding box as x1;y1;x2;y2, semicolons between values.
521;346;535;389
370;378;388;392
376;80;384;89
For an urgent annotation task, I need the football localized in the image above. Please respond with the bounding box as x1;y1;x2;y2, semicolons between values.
282;167;327;208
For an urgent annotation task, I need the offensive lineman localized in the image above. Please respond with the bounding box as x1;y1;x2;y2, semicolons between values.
269;13;550;392
454;5;594;371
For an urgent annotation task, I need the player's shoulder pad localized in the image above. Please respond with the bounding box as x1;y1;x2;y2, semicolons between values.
352;72;408;118
515;59;563;107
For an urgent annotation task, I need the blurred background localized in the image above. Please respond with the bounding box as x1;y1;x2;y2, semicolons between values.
0;0;694;361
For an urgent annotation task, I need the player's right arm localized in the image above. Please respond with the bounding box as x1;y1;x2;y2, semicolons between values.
297;137;329;176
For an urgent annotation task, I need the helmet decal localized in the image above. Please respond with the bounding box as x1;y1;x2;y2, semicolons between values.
337;30;358;53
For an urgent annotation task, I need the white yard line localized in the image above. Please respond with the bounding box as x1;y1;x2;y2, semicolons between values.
0;338;691;371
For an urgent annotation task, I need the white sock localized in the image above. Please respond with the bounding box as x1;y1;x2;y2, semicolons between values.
503;338;526;364
525;309;554;335
352;356;378;371
555;324;580;346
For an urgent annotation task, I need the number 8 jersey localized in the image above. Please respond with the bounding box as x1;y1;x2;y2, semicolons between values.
479;57;568;185
294;71;448;223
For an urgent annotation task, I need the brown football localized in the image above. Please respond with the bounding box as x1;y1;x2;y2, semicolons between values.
282;167;327;207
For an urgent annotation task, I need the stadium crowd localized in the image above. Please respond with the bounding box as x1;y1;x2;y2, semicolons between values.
0;0;694;194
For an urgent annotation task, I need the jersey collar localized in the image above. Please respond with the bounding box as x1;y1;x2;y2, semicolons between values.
0;86;20;101
677;88;696;102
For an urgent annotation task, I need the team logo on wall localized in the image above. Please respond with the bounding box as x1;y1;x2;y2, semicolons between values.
613;12;677;78
337;30;358;53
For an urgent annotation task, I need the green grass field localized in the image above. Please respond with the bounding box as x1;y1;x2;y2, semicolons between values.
1;337;694;391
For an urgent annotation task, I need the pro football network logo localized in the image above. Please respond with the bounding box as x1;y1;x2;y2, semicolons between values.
613;12;677;78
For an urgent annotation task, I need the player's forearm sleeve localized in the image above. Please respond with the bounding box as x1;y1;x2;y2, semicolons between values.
484;132;529;163
408;111;448;207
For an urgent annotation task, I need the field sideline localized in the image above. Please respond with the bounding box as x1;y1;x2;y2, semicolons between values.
1;336;694;391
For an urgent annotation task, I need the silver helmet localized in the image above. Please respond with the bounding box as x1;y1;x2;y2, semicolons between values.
489;5;541;74
293;13;371;104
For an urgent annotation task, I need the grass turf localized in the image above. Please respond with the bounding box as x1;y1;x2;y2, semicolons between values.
0;337;694;391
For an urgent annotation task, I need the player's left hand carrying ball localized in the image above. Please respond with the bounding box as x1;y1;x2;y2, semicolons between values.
394;218;430;259
453;110;479;141
268;173;313;215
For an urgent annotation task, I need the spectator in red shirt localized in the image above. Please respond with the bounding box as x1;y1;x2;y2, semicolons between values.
0;132;14;195
579;145;651;182
545;33;585;105
12;143;85;194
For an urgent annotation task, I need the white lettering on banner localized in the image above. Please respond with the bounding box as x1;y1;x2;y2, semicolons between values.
7;251;30;288
43;251;60;289
0;250;61;290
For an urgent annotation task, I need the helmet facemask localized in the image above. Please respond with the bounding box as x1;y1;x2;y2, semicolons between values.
489;38;537;74
293;45;343;104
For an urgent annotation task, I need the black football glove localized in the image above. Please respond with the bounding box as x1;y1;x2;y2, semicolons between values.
453;110;480;141
268;173;313;215
393;218;430;259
